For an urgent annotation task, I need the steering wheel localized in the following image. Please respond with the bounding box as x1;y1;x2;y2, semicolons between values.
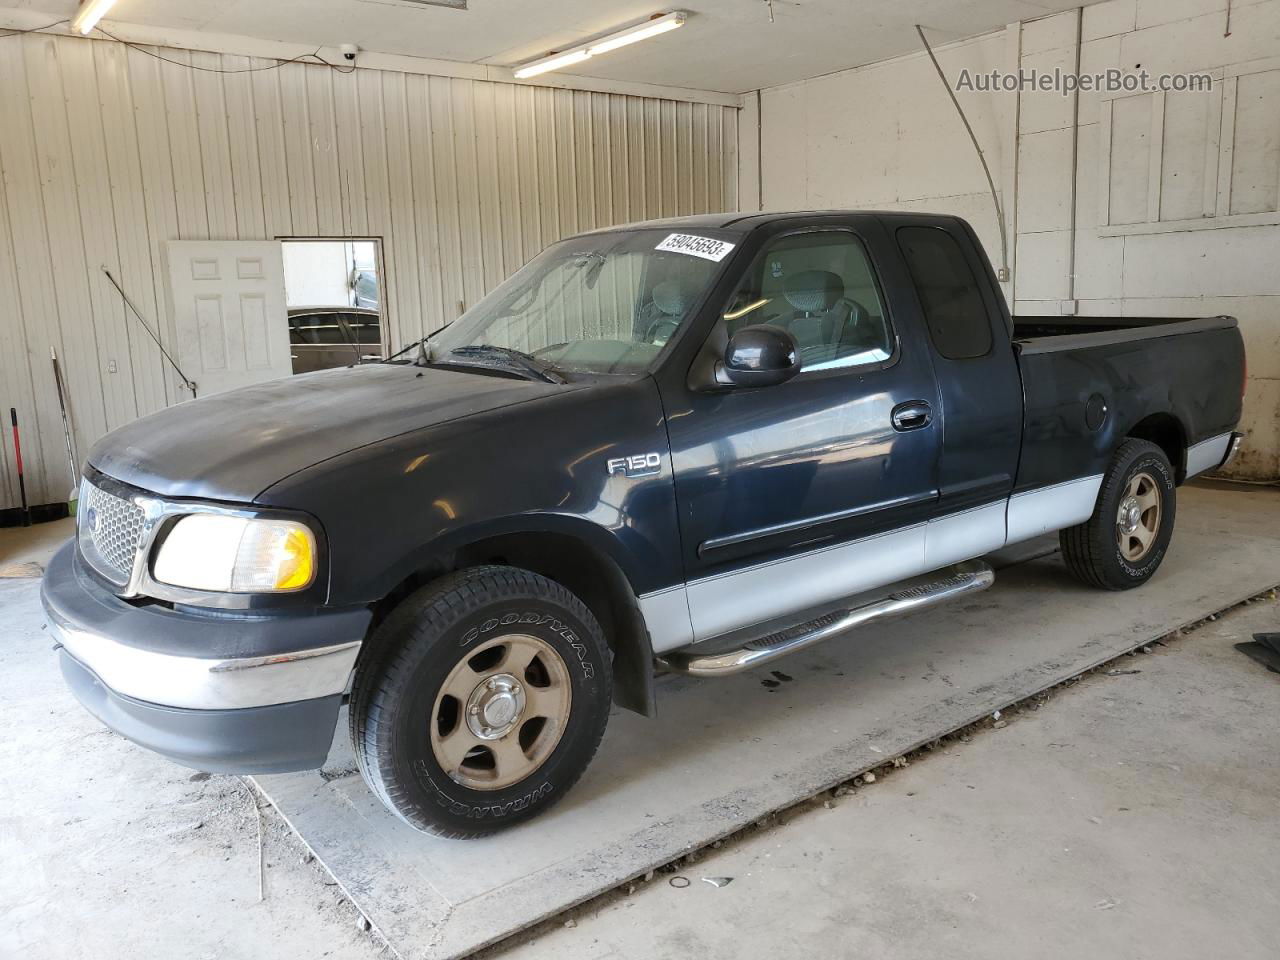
641;316;681;346
836;297;887;350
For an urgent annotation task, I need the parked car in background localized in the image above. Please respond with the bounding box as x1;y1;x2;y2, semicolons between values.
288;306;384;374
46;211;1244;841
353;268;379;310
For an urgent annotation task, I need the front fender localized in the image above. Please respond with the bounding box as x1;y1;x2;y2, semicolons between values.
368;509;668;606
257;376;685;607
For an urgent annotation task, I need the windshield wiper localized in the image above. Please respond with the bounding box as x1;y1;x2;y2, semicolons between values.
443;345;566;384
576;251;608;289
383;320;455;365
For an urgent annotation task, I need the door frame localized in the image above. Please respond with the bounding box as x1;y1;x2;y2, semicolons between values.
650;214;949;641
277;235;390;359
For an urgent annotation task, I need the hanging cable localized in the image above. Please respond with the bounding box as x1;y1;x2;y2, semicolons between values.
914;24;1010;281
1065;8;1083;304
0;18;68;38
95;26;356;73
0;19;354;73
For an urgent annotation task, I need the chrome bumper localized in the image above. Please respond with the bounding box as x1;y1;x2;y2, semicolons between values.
49;609;361;710
41;541;366;711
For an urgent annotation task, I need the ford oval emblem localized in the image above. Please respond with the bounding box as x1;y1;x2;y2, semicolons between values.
85;506;98;532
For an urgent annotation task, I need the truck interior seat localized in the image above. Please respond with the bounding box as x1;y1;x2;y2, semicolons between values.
639;280;695;344
782;269;846;349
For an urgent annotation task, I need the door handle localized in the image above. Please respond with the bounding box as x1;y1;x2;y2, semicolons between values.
891;400;932;431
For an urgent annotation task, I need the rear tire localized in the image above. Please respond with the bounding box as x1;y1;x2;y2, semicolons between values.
349;566;612;838
1060;439;1176;591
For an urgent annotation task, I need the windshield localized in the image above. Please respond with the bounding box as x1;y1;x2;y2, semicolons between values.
426;228;736;376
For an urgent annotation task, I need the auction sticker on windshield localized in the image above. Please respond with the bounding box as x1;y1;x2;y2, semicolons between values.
655;233;736;262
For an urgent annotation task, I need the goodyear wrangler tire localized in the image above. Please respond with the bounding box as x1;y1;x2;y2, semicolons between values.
349;566;611;838
1059;439;1176;591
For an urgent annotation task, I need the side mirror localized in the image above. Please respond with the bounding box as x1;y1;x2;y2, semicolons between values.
717;324;801;388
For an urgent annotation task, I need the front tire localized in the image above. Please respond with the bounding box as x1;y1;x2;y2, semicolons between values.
349;566;612;838
1060;439;1177;590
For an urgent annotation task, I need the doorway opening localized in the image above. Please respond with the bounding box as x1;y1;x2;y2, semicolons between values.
281;238;385;375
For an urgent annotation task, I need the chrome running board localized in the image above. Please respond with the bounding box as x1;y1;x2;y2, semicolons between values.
656;559;995;677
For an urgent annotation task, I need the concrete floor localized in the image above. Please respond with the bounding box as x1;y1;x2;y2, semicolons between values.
0;515;73;577
254;483;1280;959
0;544;386;960
1;483;1277;959
493;596;1280;960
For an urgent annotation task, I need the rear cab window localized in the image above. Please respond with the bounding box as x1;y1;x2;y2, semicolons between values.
896;226;993;360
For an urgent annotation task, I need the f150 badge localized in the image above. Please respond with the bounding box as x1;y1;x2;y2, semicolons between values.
607;452;661;478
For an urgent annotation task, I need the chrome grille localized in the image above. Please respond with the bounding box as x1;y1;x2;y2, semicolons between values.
79;479;146;583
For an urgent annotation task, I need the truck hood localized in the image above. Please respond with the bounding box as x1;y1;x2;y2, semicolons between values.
88;364;574;502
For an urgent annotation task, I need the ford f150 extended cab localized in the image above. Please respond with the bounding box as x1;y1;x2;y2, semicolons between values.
43;211;1245;838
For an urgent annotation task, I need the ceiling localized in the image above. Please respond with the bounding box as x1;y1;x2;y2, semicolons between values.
15;0;1103;93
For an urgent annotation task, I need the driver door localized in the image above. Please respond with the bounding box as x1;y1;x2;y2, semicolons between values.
659;218;944;641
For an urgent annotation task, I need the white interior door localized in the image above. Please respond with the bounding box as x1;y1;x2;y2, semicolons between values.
165;240;291;398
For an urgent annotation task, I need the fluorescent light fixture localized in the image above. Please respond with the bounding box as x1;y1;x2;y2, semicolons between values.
514;49;592;79
513;11;687;80
71;0;117;35
587;11;687;54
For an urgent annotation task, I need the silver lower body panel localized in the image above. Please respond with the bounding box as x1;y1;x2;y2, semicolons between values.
1185;431;1236;478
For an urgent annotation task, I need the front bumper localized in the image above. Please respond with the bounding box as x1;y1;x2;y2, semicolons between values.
42;542;371;773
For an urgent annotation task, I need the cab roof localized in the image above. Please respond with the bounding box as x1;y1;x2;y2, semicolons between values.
575;209;967;238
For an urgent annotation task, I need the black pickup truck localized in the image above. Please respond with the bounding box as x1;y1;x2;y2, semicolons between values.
43;211;1244;838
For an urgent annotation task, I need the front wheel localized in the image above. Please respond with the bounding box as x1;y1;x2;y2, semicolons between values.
1060;438;1177;590
349;566;612;838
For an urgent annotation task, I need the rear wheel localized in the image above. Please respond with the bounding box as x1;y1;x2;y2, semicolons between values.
1060;439;1177;590
349;566;612;838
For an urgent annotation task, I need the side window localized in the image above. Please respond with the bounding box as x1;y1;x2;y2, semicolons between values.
897;227;993;360
721;231;893;372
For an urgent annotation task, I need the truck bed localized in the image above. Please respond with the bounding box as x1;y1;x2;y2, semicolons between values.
1012;315;1237;354
1011;314;1243;492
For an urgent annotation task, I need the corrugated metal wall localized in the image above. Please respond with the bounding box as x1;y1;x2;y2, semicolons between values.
0;33;739;509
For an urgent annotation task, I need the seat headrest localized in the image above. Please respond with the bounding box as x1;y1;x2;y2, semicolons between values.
652;280;694;317
783;270;844;313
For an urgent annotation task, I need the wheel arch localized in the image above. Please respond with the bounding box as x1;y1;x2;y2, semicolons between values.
365;517;658;717
1125;412;1188;483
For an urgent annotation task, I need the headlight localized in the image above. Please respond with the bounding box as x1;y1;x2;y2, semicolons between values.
153;515;316;593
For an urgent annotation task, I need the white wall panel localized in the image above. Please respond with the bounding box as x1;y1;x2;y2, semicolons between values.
753;0;1280;479
1230;68;1280;215
757;30;1017;290
1029;1;1280;478
0;32;737;510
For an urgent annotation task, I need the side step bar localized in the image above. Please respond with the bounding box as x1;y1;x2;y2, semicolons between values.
656;559;995;677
